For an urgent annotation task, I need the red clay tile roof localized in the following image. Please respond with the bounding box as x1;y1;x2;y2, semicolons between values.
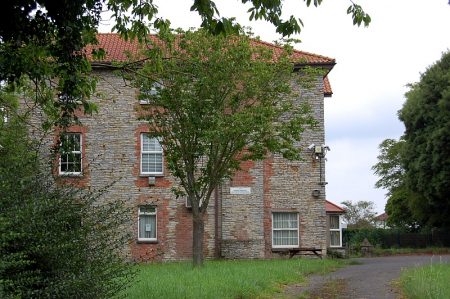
325;200;346;213
375;212;388;221
87;33;334;95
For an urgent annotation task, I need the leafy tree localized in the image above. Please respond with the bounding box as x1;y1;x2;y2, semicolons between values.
340;200;376;229
372;138;406;194
372;138;423;230
1;0;369;127
398;51;450;229
0;100;134;298
126;29;318;266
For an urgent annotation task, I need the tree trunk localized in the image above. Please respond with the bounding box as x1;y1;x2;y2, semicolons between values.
192;214;205;267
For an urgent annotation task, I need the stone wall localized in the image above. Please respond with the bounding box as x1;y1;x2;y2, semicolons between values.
27;69;328;261
220;74;328;258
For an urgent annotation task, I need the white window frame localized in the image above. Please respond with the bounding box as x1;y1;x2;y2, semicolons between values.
140;134;163;175
329;214;343;248
59;133;82;175
138;206;157;241
139;82;163;104
272;212;299;249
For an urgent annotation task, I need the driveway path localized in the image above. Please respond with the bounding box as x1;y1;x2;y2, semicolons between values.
282;255;450;299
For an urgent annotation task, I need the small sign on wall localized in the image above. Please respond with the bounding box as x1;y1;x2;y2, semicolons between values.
145;224;152;232
230;187;251;195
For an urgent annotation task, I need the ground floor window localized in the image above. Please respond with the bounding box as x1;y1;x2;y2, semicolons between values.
329;214;342;247
138;206;157;241
272;212;299;248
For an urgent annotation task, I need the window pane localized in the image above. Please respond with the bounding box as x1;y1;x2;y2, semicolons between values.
142;153;163;173
273;212;298;229
330;231;341;246
140;206;156;214
139;214;156;239
142;135;162;152
330;215;340;229
273;230;298;246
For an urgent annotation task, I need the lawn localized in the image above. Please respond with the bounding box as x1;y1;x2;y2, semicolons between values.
400;262;450;299
122;258;344;299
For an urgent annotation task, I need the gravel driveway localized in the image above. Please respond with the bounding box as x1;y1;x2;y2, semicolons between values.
282;255;450;299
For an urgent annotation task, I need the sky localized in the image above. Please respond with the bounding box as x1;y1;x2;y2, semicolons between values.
100;0;450;213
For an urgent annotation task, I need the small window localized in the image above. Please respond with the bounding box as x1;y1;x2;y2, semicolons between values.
272;212;299;248
329;215;342;247
59;133;82;175
139;82;163;104
138;206;157;241
141;134;163;175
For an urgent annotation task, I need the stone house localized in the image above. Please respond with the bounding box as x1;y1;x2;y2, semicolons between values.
33;33;335;261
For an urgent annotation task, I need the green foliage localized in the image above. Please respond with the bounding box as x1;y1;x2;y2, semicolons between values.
0;109;134;298
401;263;450;299
1;0;369;127
125;28;318;265
398;51;450;228
343;228;386;250
372;138;423;230
340;200;376;228
129;28;317;213
124;259;344;298
385;185;423;230
0;0;102;127
372;138;406;194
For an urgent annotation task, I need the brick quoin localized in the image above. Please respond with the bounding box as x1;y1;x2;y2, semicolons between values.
231;160;256;186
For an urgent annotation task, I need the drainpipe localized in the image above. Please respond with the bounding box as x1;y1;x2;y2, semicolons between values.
214;186;222;258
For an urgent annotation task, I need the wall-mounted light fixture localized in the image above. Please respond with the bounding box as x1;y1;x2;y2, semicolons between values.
310;144;330;160
308;144;331;186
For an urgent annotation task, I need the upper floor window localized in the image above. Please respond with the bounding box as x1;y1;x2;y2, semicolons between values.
272;212;299;248
139;82;163;105
329;215;342;247
141;134;163;175
59;133;82;175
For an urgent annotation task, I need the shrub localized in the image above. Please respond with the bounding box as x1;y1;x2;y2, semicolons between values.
0;113;134;298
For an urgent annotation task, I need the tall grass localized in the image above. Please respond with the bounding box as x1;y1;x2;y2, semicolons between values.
123;258;343;299
400;260;450;299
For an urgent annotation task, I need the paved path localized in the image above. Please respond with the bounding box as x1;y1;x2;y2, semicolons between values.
283;255;450;299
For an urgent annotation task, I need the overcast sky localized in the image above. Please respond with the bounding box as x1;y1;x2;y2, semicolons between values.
101;0;450;213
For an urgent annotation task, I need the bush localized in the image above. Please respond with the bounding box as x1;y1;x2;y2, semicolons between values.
0;113;134;298
343;228;386;249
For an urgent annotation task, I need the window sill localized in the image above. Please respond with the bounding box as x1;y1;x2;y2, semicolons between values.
139;174;164;178
272;247;299;252
59;173;83;177
137;239;158;244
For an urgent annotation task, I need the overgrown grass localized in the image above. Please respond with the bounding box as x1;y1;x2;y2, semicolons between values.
123;258;345;298
372;247;450;256
400;262;450;299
